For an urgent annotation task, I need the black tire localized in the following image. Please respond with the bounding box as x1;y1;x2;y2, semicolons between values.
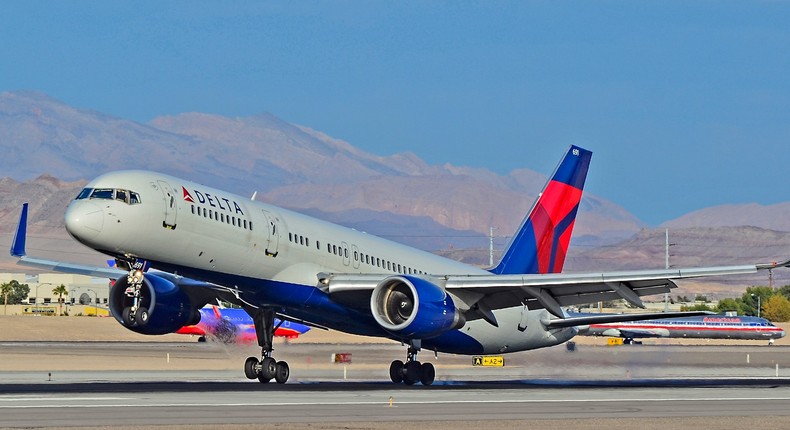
419;362;435;386
260;357;277;380
121;307;135;326
135;307;149;325
403;361;421;385
389;360;404;383
257;373;271;383
274;361;290;384
244;357;259;380
197;336;207;343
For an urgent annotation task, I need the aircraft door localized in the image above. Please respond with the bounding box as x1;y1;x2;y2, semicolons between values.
341;241;350;266
261;210;280;257
351;244;360;269
156;180;178;229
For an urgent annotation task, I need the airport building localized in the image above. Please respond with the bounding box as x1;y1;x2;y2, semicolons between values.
0;272;110;308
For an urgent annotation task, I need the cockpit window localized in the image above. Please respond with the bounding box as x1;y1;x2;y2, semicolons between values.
74;188;142;205
76;188;93;200
91;188;114;200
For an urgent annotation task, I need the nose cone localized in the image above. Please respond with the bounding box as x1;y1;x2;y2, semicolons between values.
65;202;105;242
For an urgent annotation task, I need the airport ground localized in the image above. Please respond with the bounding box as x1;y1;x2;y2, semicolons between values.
2;314;790;429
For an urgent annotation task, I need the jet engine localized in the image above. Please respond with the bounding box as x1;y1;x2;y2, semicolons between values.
370;275;464;339
109;273;200;335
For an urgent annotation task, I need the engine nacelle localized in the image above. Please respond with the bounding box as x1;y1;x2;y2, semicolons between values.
370;275;464;339
109;273;200;335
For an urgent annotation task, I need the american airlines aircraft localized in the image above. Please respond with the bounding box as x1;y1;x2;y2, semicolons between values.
576;313;785;344
10;145;788;385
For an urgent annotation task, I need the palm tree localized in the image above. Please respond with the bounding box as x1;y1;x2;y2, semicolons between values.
0;282;11;316
52;284;68;316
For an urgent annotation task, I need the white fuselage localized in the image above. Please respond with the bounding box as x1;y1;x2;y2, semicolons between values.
65;170;576;355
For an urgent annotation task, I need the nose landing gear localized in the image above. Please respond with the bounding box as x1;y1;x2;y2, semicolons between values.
120;269;147;326
243;309;290;384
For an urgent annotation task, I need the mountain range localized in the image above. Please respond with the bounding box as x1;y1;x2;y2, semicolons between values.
2;90;789;296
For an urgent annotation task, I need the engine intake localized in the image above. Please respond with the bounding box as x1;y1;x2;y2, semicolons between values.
109;273;200;335
370;276;464;339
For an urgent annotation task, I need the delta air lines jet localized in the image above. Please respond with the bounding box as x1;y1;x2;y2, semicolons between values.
10;145;788;385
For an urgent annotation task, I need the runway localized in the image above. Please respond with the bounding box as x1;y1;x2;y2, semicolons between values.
2;382;790;428
2;341;790;428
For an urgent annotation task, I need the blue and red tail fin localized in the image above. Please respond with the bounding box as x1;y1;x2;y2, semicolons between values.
490;145;592;275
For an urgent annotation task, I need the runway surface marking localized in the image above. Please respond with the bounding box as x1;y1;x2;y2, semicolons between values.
2;394;790;409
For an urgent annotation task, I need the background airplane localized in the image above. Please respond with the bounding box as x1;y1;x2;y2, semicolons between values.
176;305;310;343
575;312;785;344
10;145;789;385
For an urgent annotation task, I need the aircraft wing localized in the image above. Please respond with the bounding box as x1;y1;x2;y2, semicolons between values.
322;261;789;320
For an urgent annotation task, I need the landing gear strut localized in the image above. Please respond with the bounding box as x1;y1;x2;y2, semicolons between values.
120;269;147;326
389;342;435;386
243;309;290;384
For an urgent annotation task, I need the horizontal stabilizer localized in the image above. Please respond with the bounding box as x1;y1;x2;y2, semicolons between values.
544;311;713;329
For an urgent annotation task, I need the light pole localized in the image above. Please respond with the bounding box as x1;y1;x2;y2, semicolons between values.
751;294;762;319
87;289;98;316
68;288;76;313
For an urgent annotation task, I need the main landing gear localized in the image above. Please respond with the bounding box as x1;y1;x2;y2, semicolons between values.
120;269;148;326
389;342;435;386
244;309;290;384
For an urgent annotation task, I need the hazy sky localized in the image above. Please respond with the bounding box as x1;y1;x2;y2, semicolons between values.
2;2;789;225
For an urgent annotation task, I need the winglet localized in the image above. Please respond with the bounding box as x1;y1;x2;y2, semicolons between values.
10;203;28;257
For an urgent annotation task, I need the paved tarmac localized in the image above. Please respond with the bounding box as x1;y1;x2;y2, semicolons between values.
2;341;790;428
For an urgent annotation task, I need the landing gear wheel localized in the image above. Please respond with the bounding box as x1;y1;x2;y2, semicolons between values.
420;362;435;386
135;307;149;325
244;357;259;380
403;361;421;386
274;361;290;384
122;307;135;326
260;357;276;381
389;360;404;383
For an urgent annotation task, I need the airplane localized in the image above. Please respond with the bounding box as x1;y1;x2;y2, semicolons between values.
176;305;311;343
10;145;790;385
575;312;786;344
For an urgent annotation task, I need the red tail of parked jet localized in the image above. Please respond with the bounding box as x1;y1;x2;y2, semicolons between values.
490;145;592;275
